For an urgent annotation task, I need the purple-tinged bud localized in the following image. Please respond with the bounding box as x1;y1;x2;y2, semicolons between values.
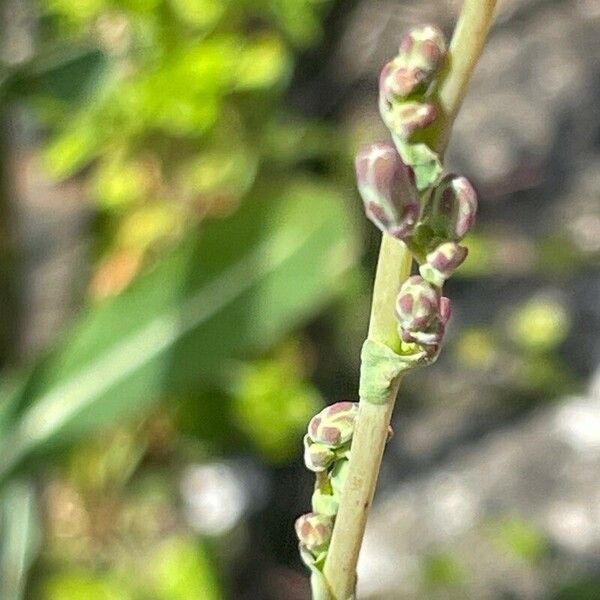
355;142;420;240
439;296;452;324
303;435;336;473
380;25;447;101
295;512;333;554
379;100;437;140
427;174;478;241
395;275;441;332
399;295;451;350
308;401;359;449
419;242;468;287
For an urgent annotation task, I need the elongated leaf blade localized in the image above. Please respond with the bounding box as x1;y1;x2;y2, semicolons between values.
0;181;358;482
0;479;40;600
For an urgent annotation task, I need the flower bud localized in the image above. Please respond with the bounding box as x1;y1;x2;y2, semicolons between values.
380;100;437;140
303;435;336;473
399;295;451;352
395;275;441;333
427;174;478;241
295;512;333;554
308;401;359;448
419;242;468;287
400;319;444;346
380;25;447;101
355;142;420;240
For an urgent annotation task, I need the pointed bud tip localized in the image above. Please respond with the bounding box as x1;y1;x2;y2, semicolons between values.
355;142;420;240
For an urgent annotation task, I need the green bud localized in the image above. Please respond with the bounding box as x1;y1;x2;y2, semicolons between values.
379;25;447;100
426;174;478;241
295;512;333;555
419;242;468;287
308;401;359;448
355;142;420;240
303;435;336;473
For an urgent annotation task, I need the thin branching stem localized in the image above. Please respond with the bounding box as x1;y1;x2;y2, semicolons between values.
321;2;498;598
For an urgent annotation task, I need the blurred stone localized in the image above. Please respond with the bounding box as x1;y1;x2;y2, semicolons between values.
358;372;600;599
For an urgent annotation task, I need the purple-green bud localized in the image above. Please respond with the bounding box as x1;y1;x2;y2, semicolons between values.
396;277;452;349
396;275;441;332
427;174;478;241
379;100;437;140
355;142;420;240
303;435;336;473
419;242;468;287
380;25;447;100
295;512;333;554
308;401;359;448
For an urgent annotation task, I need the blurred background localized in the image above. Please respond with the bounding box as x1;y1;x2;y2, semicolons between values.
0;0;598;598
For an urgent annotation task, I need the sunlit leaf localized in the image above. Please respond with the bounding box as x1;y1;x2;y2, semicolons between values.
0;480;40;600
151;538;222;600
0;180;358;483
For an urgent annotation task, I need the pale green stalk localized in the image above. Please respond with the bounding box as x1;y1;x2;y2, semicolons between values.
320;2;498;598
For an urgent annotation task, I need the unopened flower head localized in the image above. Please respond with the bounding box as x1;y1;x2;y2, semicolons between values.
355;142;420;240
428;174;478;241
399;294;451;350
308;401;359;448
295;512;334;554
396;275;441;332
380;25;447;100
419;242;468;287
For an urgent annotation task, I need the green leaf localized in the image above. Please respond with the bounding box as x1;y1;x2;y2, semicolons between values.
0;480;40;600
11;46;108;104
0;180;358;483
151;538;222;600
42;571;131;600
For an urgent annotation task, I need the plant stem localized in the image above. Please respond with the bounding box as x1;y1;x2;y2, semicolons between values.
322;2;498;598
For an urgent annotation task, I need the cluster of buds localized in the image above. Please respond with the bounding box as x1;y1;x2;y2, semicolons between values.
355;24;480;361
396;275;451;358
379;25;446;139
296;402;359;567
295;512;334;567
416;174;478;288
303;401;358;472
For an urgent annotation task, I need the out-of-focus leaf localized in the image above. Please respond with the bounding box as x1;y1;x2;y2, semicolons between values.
508;296;570;353
11;46;108;104
232;344;323;462
42;571;131;600
170;0;228;30
424;552;468;588
0;479;40;600
489;518;549;563
151;537;222;600
235;35;290;90
0;181;358;483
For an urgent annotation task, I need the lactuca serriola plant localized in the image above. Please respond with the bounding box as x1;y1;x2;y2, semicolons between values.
295;9;495;597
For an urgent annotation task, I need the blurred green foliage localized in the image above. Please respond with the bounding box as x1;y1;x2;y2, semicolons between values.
489;518;549;564
0;0;358;597
423;553;468;589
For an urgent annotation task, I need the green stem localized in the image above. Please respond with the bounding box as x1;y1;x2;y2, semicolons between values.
321;2;498;598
